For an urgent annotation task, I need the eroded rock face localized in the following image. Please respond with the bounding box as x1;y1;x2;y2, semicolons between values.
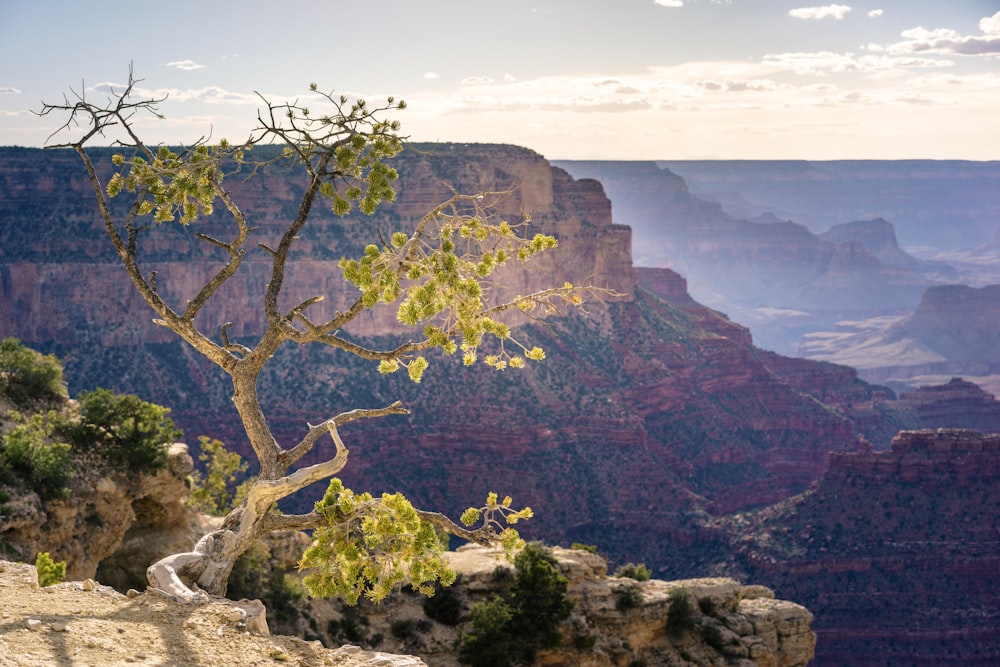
0;442;196;587
0;142;873;574
0;144;635;346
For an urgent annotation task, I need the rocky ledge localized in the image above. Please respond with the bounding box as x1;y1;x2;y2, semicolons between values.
307;544;815;667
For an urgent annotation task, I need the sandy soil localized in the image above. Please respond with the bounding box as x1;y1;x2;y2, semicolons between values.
0;560;424;667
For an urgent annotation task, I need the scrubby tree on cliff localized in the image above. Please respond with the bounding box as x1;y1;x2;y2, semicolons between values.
37;70;593;602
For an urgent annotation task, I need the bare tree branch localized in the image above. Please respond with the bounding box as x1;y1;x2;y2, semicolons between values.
284;401;409;468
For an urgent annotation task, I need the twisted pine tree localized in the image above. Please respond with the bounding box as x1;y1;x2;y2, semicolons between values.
37;68;594;603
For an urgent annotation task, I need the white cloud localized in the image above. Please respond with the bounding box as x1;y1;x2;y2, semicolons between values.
89;82;256;106
424;72;439;79
789;5;852;20
696;78;780;92
653;0;684;7
461;76;495;85
887;15;1000;56
170;86;255;104
980;11;1000;35
166;60;206;71
868;9;883;18
762;50;951;75
503;73;517;83
387;56;1000;159
90;82;132;97
0;87;21;94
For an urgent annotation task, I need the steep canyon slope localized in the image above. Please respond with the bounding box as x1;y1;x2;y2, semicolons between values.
733;429;1000;666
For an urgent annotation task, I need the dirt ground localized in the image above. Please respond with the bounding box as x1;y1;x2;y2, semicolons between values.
0;560;424;667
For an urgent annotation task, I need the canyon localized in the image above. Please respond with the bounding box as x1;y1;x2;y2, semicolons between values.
799;284;1000;395
554;159;1000;355
2;145;999;665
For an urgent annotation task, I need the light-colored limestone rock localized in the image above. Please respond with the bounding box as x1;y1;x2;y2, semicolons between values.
330;544;815;667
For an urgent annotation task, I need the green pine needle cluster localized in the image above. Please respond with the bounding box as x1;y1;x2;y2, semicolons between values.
339;207;578;378
300;479;456;604
300;482;533;604
108;144;229;224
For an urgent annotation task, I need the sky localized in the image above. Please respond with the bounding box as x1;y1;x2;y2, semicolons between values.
1;0;998;160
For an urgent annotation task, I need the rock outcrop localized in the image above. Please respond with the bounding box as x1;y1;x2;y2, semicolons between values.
0;441;196;588
817;218;944;274
300;544;814;667
899;377;1000;433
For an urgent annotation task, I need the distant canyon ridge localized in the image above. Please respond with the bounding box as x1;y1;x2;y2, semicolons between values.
556;158;1000;394
1;145;999;666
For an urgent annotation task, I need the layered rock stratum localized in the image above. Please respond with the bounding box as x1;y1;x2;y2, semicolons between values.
735;429;1000;666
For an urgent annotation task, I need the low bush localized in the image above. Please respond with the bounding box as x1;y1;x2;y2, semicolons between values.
614;562;652;581
35;551;66;587
666;588;697;635
189;436;250;516
459;543;573;667
615;582;645;611
0;338;67;407
2;411;73;499
65;388;180;475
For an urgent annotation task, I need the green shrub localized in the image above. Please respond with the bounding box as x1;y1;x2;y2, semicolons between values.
0;338;67;407
35;551;66;587
189;436;250;516
615;583;644;611
459;543;573;667
570;542;598;553
390;618;418;639
614;562;651;581
0;490;11;519
66;388;180;475
423;577;464;626
666;588;697;635
459;596;518;667
2;411;73;499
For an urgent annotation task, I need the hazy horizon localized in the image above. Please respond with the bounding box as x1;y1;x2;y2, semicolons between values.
1;1;998;161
